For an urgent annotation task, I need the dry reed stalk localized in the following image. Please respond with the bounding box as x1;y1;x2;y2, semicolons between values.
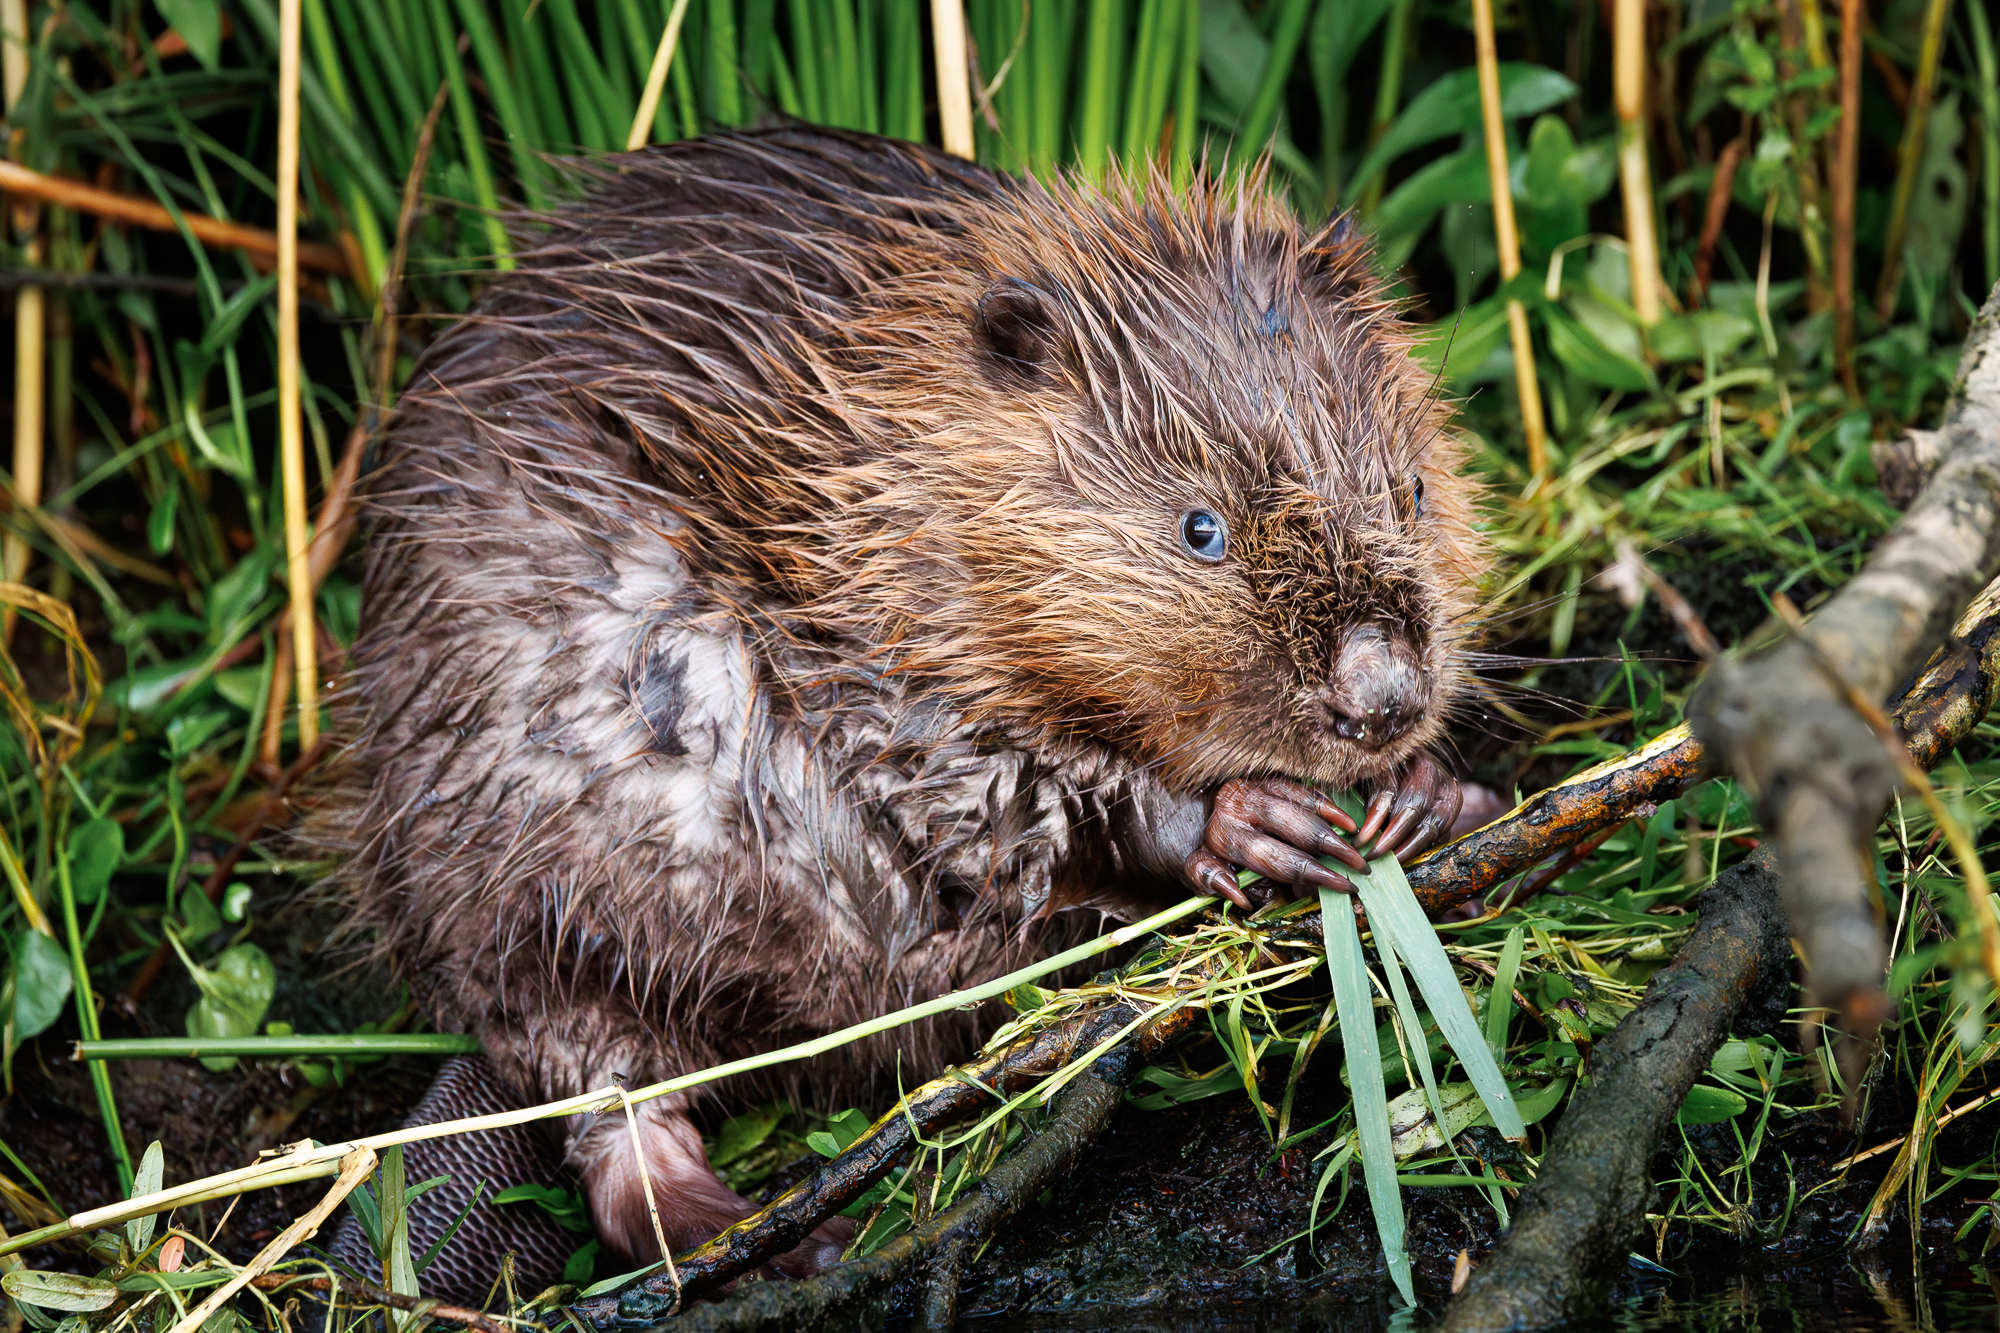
1614;0;1662;325
0;163;351;275
1872;0;1956;319
932;0;975;160
1833;0;1861;394
275;0;317;754
1469;0;1548;475
162;1147;377;1333
4;0;41;643
628;0;695;152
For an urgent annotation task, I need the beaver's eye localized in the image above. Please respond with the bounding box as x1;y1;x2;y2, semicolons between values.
1179;510;1228;563
1412;475;1425;522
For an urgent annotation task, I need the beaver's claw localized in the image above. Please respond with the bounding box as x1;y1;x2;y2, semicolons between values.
1185;759;1463;909
1185;777;1365;909
1356;752;1462;861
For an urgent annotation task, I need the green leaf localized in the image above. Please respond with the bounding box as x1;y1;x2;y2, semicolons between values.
155;0;222;67
1486;927;1525;1061
1;1272;119;1313
67;819;124;906
184;943;277;1071
710;1105;781;1168
176;883;223;939
1372;148;1490;265
1348;63;1578;199
1348;854;1526;1140
1649;310;1757;363
1321;883;1410;1305
214;667;265;713
127;1141;166;1252
1515;115;1616;261
8;931;73;1043
494;1182;594;1233
805;1130;843;1159
562;1240;602;1284
1544;305;1653;391
203;551;276;647
1198;0;1269;117
146;486;178;556
1677;1083;1748;1125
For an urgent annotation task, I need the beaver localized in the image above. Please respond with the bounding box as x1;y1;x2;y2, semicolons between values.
313;127;1488;1296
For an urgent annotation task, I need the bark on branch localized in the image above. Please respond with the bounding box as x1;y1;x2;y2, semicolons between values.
1689;279;2000;1044
1439;848;1790;1330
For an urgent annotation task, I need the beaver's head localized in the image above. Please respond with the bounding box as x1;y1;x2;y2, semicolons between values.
808;174;1489;793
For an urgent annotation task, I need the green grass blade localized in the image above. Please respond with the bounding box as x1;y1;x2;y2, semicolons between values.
450;0;550;205
881;0;922;140
1170;0;1198;183
1074;0;1125;177
1234;0;1312;167
786;0;825;120
1372;908;1459;1163
708;0;743;125
1487;925;1524;1063
425;0;514;266
1350;855;1527;1141
1321;883;1412;1305
546;0;624;149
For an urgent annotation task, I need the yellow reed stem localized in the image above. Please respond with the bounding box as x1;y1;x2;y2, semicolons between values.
1470;0;1548;475
931;0;975;159
1615;0;1663;326
4;0;41;643
628;0;694;151
1872;0;1956;318
276;0;317;751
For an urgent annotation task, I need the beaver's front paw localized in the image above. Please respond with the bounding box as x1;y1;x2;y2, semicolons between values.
765;1216;856;1278
1356;753;1462;860
1185;777;1366;908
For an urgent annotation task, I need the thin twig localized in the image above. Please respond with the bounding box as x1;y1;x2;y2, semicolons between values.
0;161;350;276
249;1271;513;1333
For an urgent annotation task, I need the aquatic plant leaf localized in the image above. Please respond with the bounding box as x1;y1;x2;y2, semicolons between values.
1486;926;1525;1061
1676;1084;1748;1125
127;1141;165;1253
7;931;72;1043
65;820;123;906
1349;854;1527;1141
1321;883;1412;1305
2;1272;118;1313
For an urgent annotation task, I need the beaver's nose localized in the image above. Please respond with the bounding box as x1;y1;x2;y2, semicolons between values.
1321;624;1425;750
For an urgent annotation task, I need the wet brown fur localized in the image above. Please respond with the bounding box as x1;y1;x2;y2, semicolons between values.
309;128;1486;1264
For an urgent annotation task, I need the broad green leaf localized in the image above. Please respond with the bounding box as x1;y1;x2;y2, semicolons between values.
184;943;277;1071
1545;305;1652;391
127;1141;166;1252
1348;855;1526;1141
563;1240;602;1284
176;883;223;939
1513;1076;1571;1126
1515;115;1616;261
1321;884;1410;1305
8;931;72;1043
1348;64;1578;199
1677;1084;1748;1125
214;667;265;713
1385;1081;1487;1159
67;819;125;906
2;1271;118;1313
1199;0;1268;117
710;1104;782;1168
494;1182;594;1233
147;486;178;556
155;0;222;67
1372;148;1488;264
1650;310;1756;363
202;552;276;647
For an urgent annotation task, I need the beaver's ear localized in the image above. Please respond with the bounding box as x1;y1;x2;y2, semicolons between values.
1299;214;1382;306
974;278;1060;381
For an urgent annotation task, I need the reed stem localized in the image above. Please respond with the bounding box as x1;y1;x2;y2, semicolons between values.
4;0;40;638
1470;0;1548;474
1615;0;1661;325
1833;0;1861;394
277;0;318;755
630;0;695;150
1872;0;1954;319
933;0;976;158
